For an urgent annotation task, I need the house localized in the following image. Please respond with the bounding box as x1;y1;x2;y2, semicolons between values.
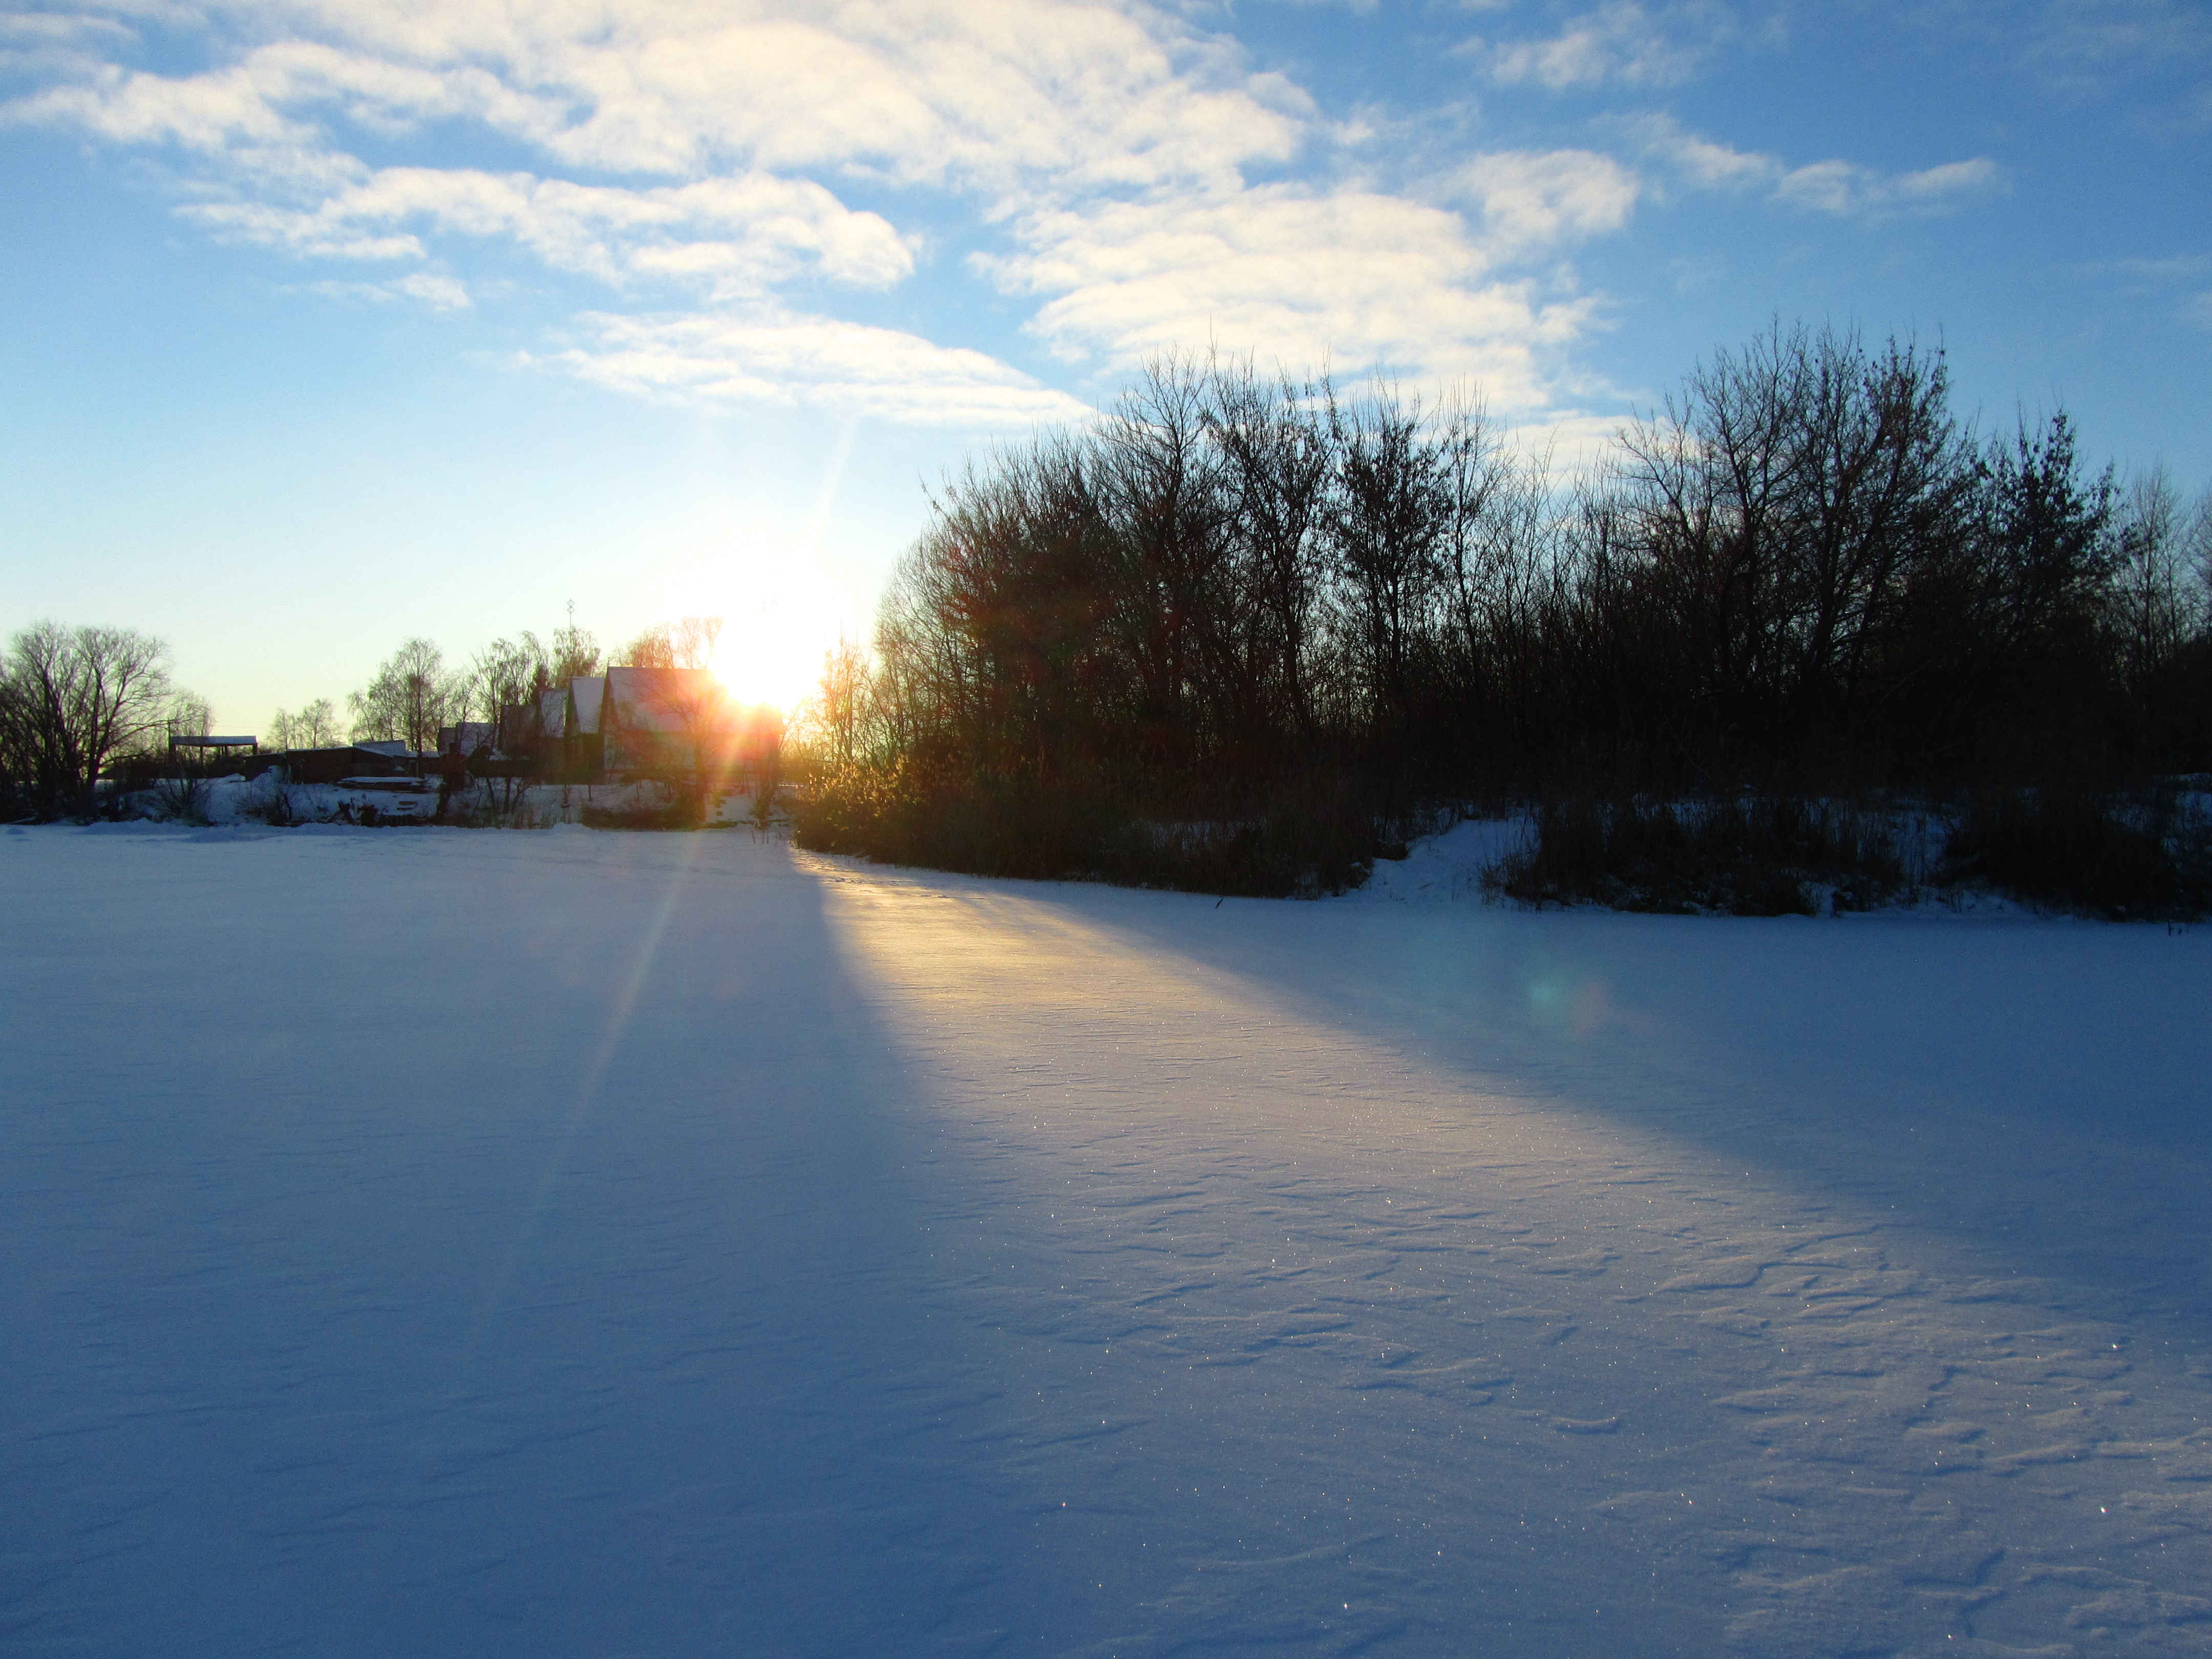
436;721;498;759
602;667;722;776
563;677;605;778
601;668;782;782
498;699;544;764
482;670;784;785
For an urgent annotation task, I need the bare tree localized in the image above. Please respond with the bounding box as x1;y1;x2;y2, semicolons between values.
2;621;175;807
1329;381;1449;741
621;624;674;669
297;697;338;747
549;611;601;683
165;691;213;745
349;638;462;754
272;698;339;749
467;633;552;740
2115;468;2204;674
800;634;870;768
1207;362;1336;742
673;616;722;670
619;616;722;671
646;670;733;816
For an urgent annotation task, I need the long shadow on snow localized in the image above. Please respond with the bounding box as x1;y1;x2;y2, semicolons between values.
0;826;1143;1659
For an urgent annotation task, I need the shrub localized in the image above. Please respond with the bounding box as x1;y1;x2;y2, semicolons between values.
1484;795;1905;916
793;762;1400;897
1943;784;2209;919
147;773;213;825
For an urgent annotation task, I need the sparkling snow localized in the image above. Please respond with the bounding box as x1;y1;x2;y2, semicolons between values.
5;822;2210;1656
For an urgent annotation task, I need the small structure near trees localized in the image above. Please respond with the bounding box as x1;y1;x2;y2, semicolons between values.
168;734;258;763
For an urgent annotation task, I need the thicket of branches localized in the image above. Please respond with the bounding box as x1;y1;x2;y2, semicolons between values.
0;621;210;818
796;325;2212;896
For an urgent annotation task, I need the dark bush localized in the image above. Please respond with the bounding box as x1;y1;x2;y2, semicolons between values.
794;762;1397;897
1943;785;2209;920
1484;796;1905;916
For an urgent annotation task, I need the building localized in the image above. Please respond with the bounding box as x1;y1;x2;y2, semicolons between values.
168;734;258;763
563;677;605;778
436;721;498;758
484;670;784;784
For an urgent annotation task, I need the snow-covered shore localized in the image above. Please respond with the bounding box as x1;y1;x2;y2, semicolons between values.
6;822;2209;1656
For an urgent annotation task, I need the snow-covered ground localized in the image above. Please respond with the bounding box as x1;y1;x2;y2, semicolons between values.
6;822;2210;1657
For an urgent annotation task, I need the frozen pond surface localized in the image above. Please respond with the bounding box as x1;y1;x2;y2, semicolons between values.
5;823;2211;1657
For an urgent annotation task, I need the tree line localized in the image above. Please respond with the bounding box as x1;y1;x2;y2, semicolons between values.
1;608;728;817
795;324;2211;894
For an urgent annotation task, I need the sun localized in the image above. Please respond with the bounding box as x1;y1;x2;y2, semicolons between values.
704;610;834;715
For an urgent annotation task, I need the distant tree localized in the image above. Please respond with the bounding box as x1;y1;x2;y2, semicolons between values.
621;624;675;669
165;691;212;745
272;697;339;750
0;621;174;807
800;634;869;768
674;615;722;670
2107;466;2212;763
548;615;600;683
2188;483;2212;605
468;633;552;731
2114;467;2205;677
298;697;338;747
618;615;722;672
349;638;463;754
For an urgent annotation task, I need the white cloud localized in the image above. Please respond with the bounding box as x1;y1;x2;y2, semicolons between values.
549;308;1092;428
306;271;472;309
1454;150;1640;252
14;2;1308;196
1618;114;1772;192
1470;3;1731;89
980;184;1596;409
182;166;913;295
1772;156;2003;219
1620;115;2002;221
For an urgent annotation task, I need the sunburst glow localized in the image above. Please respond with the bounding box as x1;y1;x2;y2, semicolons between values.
707;627;816;715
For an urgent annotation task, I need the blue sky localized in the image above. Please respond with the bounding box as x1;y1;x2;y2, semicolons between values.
3;0;2207;721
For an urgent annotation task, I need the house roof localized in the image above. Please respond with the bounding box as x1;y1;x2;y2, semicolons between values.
566;676;606;735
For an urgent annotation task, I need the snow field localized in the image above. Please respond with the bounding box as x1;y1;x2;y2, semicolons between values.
4;822;2210;1656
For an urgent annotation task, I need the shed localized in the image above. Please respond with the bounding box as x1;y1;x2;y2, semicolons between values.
169;734;258;761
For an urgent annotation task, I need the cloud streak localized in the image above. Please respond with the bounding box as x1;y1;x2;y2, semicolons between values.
1467;2;1737;89
1622;115;2003;220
